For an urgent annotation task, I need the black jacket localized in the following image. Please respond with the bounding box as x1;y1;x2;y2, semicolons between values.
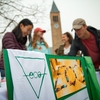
68;26;100;56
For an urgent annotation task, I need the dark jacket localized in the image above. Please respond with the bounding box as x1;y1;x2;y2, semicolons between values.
68;26;100;56
0;32;26;69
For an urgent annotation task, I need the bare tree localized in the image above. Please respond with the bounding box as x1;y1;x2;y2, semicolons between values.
0;0;48;34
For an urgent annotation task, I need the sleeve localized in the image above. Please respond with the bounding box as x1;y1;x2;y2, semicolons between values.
57;46;61;55
67;41;79;56
56;45;64;55
2;33;17;49
97;30;100;49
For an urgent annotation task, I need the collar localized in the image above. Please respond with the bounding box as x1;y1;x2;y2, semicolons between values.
36;41;45;45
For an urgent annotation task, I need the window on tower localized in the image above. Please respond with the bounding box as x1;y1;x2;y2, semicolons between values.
53;16;58;22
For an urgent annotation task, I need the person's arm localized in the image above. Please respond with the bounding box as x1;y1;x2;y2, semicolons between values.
56;45;64;55
67;41;79;56
2;32;17;49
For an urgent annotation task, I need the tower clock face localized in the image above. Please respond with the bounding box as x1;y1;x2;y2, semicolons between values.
54;23;59;28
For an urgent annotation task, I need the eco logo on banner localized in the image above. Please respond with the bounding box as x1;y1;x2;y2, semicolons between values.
15;56;47;99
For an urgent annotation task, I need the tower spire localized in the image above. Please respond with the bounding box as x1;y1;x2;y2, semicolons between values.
50;1;59;13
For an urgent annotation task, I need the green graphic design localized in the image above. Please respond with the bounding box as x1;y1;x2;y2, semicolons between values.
24;71;46;79
15;56;47;99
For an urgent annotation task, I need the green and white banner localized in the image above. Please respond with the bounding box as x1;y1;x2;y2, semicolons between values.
4;49;55;100
3;49;100;100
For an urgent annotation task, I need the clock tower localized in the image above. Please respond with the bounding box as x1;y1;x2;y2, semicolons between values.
50;1;62;54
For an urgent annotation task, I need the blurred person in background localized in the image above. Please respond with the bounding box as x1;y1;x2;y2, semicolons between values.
56;32;73;55
27;27;51;54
